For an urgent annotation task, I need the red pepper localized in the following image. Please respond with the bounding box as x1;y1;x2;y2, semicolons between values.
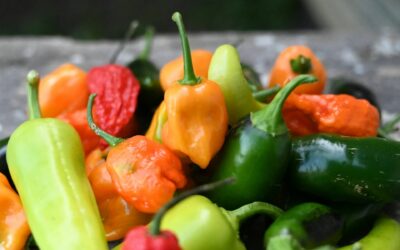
122;226;181;250
87;64;140;143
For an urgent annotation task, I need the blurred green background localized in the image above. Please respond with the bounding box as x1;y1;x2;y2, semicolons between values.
0;0;317;39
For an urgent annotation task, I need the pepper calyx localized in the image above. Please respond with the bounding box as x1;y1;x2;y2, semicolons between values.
250;74;317;135
290;55;312;74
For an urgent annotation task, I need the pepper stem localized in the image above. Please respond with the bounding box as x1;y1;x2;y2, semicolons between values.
250;74;317;135
86;94;124;147
27;70;42;120
253;86;281;102
229;201;283;224
172;12;200;85
138;26;155;60
290;55;312;74
149;177;235;236
109;20;139;64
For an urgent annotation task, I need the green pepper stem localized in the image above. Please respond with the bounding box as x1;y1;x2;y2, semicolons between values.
229;201;283;225
251;74;317;135
109;20;139;64
138;26;155;60
27;70;42;120
290;55;312;74
149;177;236;236
86;94;124;147
253;86;281;102
172;12;200;85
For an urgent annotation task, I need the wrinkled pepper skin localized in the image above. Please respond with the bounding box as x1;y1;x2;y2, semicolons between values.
264;202;343;249
206;75;316;210
339;217;400;250
0;173;30;250
6;72;108;250
290;134;400;203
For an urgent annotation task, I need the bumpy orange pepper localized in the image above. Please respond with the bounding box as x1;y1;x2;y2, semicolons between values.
268;45;326;95
160;49;212;91
0;173;30;250
87;96;187;214
283;94;380;137
39;63;89;117
85;149;152;241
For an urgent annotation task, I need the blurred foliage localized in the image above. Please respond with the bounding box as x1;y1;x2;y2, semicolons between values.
0;0;316;39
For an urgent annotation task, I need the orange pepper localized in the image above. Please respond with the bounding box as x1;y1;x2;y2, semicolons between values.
0;173;30;250
160;49;212;91
58;108;101;155
85;149;152;241
268;45;326;94
283;94;380;137
39;63;89;117
161;13;228;169
145;101;167;143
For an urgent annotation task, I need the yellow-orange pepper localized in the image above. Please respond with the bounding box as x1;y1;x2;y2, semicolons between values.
161;13;228;169
86;149;152;241
0;173;30;250
283;94;380;137
145;101;167;143
160;49;212;91
39;63;89;117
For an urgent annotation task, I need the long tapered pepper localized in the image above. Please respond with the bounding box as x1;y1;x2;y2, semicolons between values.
0;173;30;250
206;75;316;210
6;71;108;250
161;12;228;168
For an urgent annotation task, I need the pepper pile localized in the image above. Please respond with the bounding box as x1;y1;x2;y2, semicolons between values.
1;11;400;250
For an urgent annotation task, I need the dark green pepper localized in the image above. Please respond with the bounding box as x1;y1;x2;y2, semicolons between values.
289;134;400;203
264;202;343;249
206;74;316;210
127;27;163;133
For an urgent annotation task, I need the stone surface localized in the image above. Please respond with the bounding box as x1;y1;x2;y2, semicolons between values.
1;31;400;137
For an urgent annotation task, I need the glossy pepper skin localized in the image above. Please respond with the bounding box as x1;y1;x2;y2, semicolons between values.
0;173;30;250
87;95;187;213
206;75;316;210
264;202;343;249
85;148;152;241
283;94;380;137
160;49;213;91
269;45;326;95
6;71;108;250
161;13;228;168
290;134;400;203
122;226;181;250
39;63;89;117
208;44;264;125
161;195;283;250
339;217;400;250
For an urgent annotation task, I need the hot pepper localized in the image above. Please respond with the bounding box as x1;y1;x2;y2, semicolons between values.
6;71;108;250
161;12;228;168
208;44;264;125
87;95;187;213
268;45;326;95
85;148;152;241
283;93;380;137
289;134;400;203
206;75;316;210
339;216;400;250
0;173;30;250
87;64;141;141
160;49;213;91
38;63;89;117
264;202;343;249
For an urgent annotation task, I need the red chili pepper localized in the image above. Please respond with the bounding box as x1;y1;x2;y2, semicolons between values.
87;64;140;141
122;226;181;250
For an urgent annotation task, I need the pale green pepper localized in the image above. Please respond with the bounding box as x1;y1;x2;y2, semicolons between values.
208;44;264;125
6;71;108;250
